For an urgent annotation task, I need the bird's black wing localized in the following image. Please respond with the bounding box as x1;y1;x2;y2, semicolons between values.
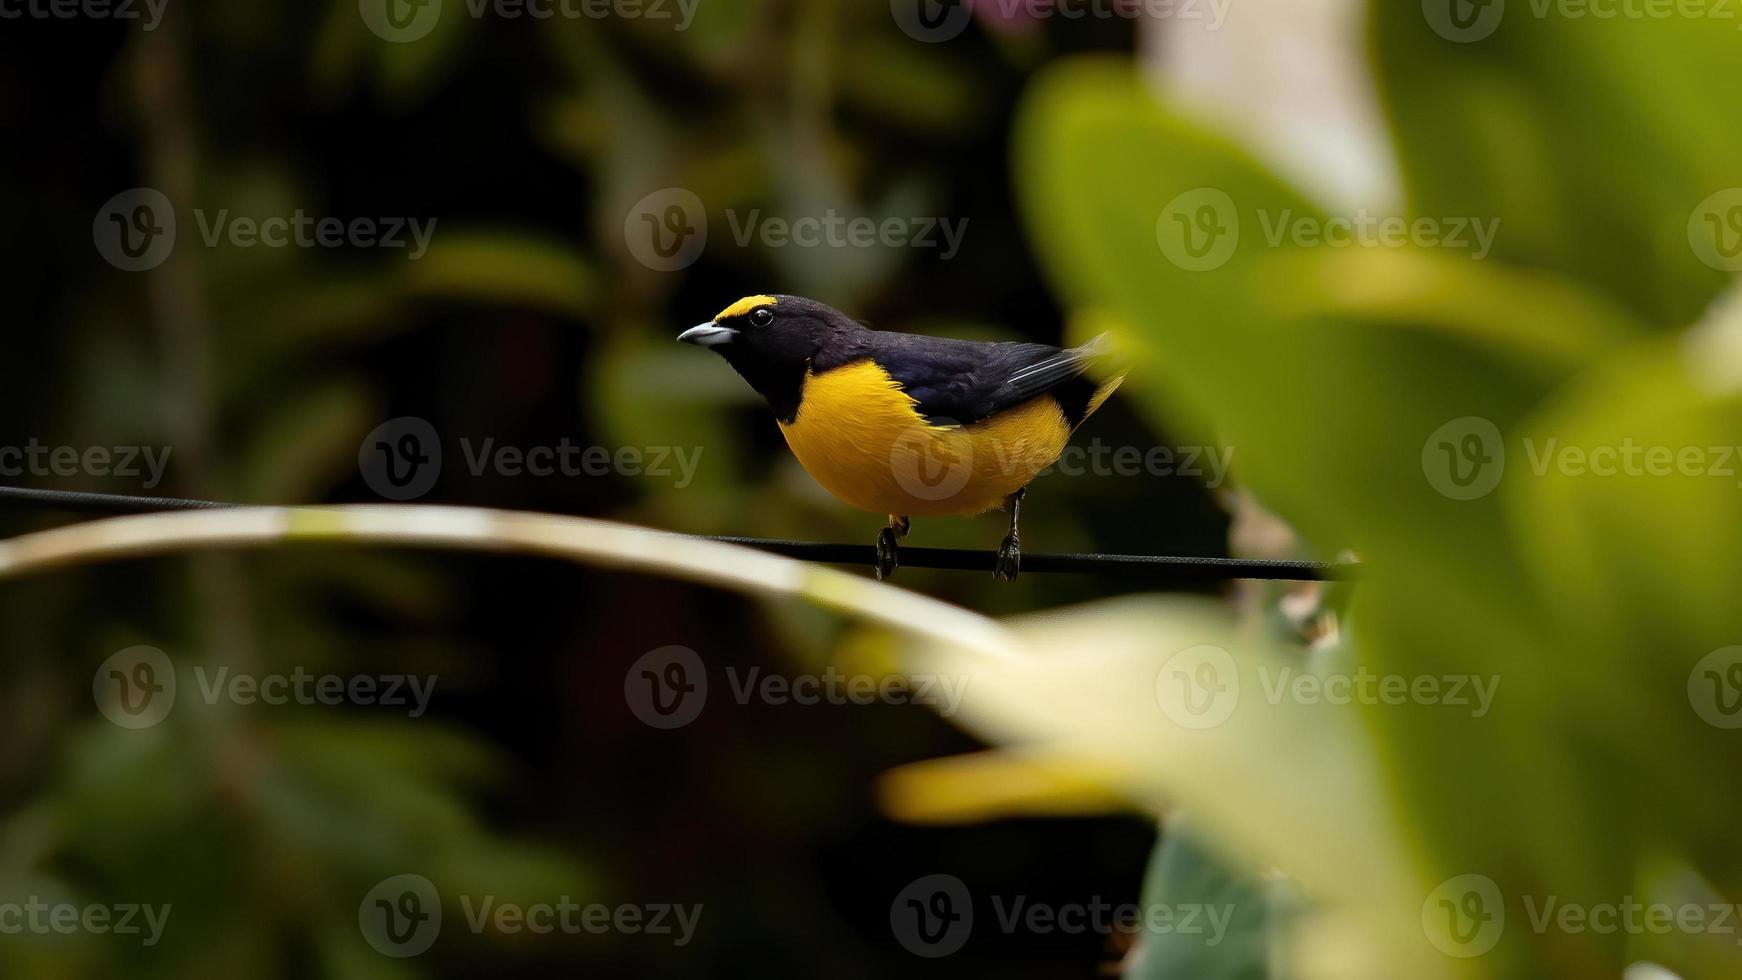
851;331;1115;427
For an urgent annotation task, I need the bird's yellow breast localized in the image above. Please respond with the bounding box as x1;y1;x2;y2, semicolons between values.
777;360;1073;518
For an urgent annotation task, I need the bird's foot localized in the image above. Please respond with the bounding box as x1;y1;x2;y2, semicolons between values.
994;534;1021;582
874;527;901;581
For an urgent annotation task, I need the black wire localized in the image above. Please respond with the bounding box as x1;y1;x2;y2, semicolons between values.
703;537;1350;582
0;486;1359;582
0;486;238;513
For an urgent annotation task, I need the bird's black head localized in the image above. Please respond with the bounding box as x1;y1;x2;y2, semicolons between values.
678;294;863;422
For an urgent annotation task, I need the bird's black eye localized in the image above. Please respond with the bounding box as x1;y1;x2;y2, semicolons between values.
750;307;775;328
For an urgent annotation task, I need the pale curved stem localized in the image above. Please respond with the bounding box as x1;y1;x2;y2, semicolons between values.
0;505;1022;661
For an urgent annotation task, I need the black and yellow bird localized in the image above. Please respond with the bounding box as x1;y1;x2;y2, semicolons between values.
679;294;1125;581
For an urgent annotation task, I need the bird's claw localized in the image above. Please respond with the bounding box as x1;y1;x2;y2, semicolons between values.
994;534;1021;582
874;527;901;581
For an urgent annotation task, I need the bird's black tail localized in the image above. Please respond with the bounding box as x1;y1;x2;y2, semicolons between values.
1053;333;1128;428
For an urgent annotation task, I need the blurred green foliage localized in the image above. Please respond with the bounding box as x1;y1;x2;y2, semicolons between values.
4;0;1739;977
978;8;1742;978
2;1;1186;977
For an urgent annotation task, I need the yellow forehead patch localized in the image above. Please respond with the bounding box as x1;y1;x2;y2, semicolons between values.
717;294;778;321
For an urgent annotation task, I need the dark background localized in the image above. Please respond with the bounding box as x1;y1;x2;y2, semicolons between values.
0;3;1230;976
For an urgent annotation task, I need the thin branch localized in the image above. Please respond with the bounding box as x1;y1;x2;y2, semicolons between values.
0;487;1360;582
0;505;1022;661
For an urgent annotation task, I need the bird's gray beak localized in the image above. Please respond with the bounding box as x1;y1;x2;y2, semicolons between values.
678;322;737;347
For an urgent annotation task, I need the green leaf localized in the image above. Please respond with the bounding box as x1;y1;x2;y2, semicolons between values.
1012;59;1637;596
400;231;599;317
1009;56;1678;975
1127;821;1273;980
904;596;1451;980
1369;4;1742;327
1507;318;1742;891
234;378;374;503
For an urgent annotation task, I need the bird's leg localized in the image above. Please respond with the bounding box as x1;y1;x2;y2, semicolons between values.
994;488;1025;582
874;515;908;581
